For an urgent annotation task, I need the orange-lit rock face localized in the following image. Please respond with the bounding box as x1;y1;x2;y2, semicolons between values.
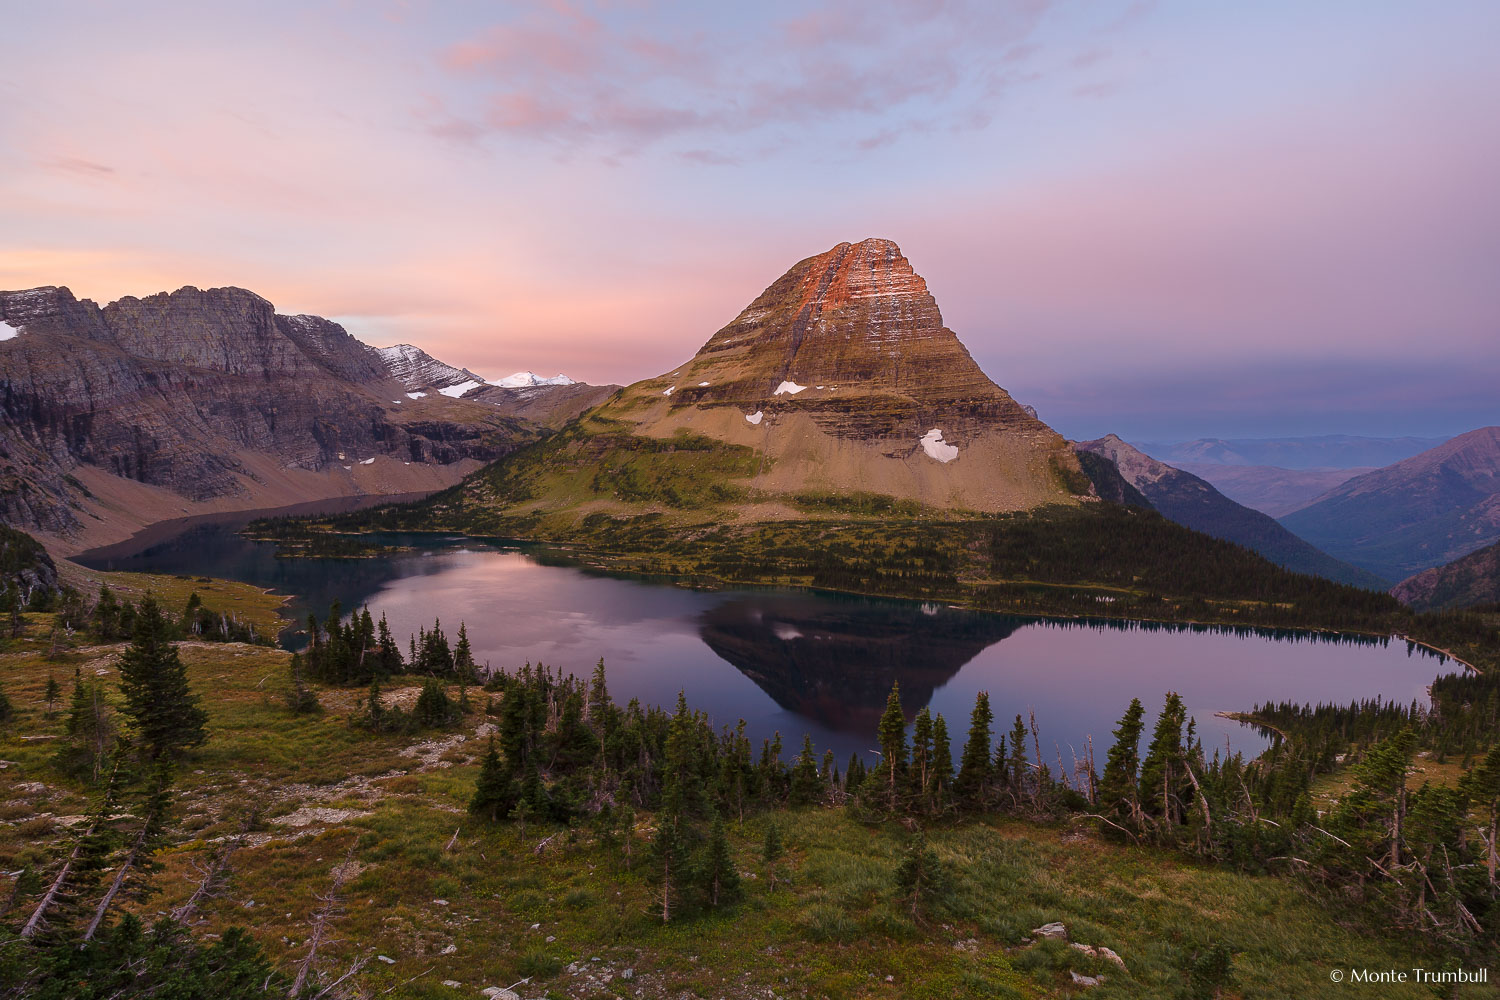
656;237;1050;442
599;237;1085;514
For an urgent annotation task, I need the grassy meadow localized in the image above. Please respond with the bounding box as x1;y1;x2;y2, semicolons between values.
1;571;1489;999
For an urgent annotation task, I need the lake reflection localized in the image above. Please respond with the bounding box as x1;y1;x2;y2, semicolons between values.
80;525;1450;764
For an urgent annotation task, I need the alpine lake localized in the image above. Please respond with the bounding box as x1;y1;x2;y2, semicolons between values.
77;499;1460;766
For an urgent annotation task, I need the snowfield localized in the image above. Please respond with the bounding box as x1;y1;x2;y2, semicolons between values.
491;371;575;388
920;428;959;463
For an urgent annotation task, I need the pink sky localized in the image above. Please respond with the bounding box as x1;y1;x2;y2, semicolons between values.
3;1;1497;438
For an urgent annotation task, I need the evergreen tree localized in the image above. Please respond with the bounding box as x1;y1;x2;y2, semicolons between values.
44;674;61;717
454;622;475;680
362;676;386;731
762;821;784;892
845;753;865;795
180;592;203;633
699;814;742;908
954;691;994;808
931;713;953;804
552;688;601;770
376;612;402;675
1006;715;1030;808
1139;693;1187;823
283;653;321;715
1460;743;1500;886
662;691;704;818
1351;727;1418;867
93;585;121;640
116;596;207;762
1099;698;1145;822
424;618;454;674
910;707;934;808
469;737;514;822
414;678;456;728
56;671;115;783
789;734;822;806
893;831;949;919
587;658;611;721
875;681;907;799
648;816;690;923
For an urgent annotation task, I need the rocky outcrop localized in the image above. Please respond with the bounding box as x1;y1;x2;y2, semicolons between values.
1280;427;1500;582
1392;537;1500;611
0;525;59;601
1076;435;1385;589
0;285;563;547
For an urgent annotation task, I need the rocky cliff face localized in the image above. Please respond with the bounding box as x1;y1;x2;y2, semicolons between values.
586;237;1084;513
1076;435;1385;589
0;284;596;550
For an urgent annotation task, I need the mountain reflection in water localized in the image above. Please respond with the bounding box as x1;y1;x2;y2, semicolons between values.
699;597;1027;733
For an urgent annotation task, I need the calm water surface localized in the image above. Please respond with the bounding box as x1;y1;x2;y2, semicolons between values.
79;511;1452;764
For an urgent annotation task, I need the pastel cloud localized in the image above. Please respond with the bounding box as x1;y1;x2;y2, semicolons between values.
428;1;1058;155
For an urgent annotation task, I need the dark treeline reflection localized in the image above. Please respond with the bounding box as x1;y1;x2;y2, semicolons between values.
1029;615;1396;649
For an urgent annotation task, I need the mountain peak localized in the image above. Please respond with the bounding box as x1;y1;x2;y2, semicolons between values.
580;239;1081;514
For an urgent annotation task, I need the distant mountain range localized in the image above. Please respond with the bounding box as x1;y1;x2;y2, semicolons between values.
1138;435;1449;469
0;284;611;553
1280;427;1500;584
1172;463;1373;518
1076;436;1384;589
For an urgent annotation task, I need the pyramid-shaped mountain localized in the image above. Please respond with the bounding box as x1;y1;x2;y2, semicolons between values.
443;238;1088;528
577;237;1085;514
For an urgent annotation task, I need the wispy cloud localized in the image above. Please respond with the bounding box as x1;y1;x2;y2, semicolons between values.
427;0;1063;157
42;156;116;176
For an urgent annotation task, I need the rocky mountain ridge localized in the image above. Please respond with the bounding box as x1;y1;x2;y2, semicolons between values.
1279;427;1500;582
1392;537;1500;612
0;284;603;553
1076;435;1385;589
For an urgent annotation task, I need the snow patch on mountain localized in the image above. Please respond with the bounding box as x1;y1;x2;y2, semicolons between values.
491;371;575;388
438;380;483;398
920;428;959;463
773;380;807;396
0;320;20;342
